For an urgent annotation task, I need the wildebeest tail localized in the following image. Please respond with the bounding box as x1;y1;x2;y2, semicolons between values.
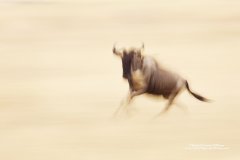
185;81;211;102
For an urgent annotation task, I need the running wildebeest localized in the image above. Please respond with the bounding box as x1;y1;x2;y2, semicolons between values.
113;43;210;117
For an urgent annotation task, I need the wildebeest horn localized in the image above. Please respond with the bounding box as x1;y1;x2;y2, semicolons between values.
141;42;144;49
140;42;144;54
113;43;117;54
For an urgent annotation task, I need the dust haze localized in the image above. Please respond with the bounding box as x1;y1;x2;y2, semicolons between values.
0;0;240;159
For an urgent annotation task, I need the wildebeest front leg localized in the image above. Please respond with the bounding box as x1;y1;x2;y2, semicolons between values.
123;88;147;115
115;88;146;114
113;90;132;117
130;88;147;100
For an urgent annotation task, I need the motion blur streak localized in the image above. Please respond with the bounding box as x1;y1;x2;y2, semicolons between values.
0;0;239;160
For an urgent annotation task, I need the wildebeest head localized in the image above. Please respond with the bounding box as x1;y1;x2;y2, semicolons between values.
112;43;144;57
113;43;144;79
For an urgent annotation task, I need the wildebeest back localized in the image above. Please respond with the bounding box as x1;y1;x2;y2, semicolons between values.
142;57;180;98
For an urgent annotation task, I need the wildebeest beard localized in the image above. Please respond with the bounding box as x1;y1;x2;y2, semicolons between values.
121;51;134;79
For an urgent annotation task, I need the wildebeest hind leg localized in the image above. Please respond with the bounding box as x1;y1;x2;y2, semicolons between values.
155;90;180;117
174;101;188;113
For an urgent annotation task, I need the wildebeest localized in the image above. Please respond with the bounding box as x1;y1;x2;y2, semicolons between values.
113;43;210;117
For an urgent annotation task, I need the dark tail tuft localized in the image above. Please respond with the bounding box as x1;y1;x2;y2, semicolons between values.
185;81;211;102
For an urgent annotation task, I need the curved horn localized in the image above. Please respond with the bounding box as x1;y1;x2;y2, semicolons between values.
140;42;144;55
113;42;117;54
141;42;144;49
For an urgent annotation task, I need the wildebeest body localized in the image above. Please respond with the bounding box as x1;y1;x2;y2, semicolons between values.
147;68;179;98
134;56;181;98
113;44;210;116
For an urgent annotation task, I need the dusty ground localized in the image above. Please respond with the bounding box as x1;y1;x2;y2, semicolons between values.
0;0;240;159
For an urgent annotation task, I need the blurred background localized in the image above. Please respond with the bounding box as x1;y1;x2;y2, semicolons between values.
0;0;239;159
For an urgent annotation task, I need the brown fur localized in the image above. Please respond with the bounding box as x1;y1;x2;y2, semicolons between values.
113;44;210;116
